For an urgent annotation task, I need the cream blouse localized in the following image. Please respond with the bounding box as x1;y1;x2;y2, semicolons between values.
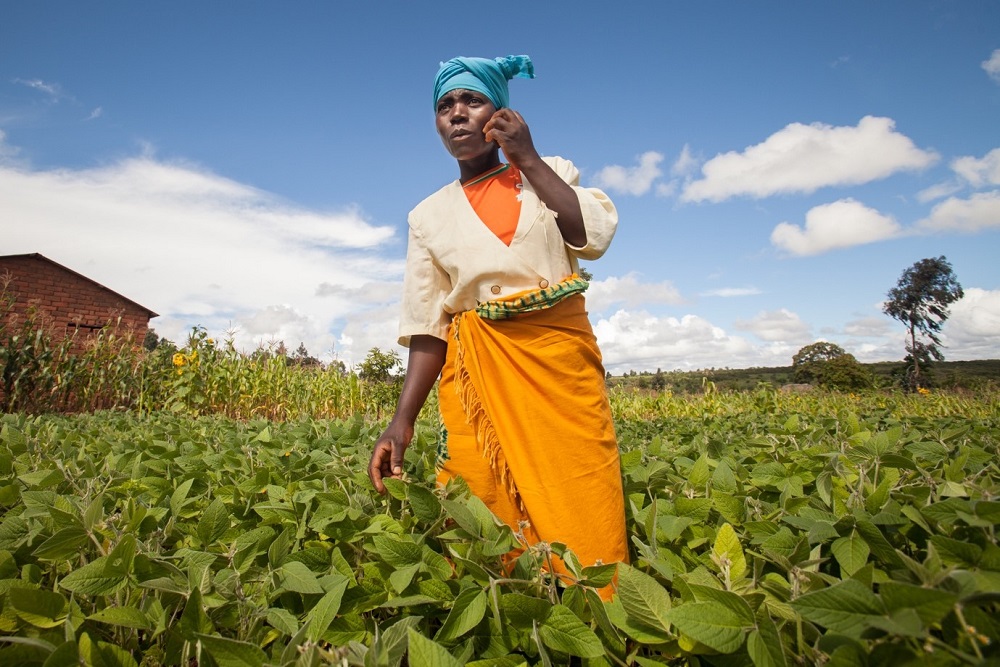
397;156;618;346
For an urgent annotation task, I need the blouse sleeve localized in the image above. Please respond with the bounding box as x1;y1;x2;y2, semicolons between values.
546;156;618;260
397;222;453;347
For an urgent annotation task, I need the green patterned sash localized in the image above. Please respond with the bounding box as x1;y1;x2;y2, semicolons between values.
474;274;588;321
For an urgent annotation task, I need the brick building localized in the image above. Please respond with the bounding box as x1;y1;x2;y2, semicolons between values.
0;253;158;350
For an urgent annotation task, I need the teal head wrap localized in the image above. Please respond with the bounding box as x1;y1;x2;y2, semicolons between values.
433;55;534;110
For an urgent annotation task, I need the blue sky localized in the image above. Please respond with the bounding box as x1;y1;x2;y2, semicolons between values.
3;1;999;373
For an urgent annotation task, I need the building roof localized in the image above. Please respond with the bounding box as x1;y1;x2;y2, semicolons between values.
0;253;159;318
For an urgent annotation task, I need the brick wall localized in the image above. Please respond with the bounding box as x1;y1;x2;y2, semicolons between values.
0;254;156;352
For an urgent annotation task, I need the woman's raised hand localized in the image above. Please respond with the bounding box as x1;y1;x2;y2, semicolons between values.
483;109;540;169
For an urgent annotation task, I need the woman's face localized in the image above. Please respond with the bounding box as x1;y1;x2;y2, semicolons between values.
435;88;498;162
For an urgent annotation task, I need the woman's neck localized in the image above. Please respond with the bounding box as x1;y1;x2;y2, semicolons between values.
458;151;502;184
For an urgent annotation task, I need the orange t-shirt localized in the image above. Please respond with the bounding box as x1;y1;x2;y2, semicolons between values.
462;164;522;246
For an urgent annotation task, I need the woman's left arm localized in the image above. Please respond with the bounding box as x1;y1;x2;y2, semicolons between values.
484;109;586;247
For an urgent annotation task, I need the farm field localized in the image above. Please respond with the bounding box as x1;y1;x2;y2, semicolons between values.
0;388;998;666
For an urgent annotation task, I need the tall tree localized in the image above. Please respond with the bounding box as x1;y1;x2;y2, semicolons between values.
792;342;846;384
882;256;963;389
792;342;872;389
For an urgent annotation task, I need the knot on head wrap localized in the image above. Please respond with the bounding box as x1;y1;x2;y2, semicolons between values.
433;55;534;110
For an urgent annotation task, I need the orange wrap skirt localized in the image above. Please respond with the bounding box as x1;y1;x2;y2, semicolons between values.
436;280;628;594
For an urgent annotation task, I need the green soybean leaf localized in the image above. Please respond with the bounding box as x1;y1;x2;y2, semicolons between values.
10;588;67;628
178;588;214;641
373;534;423;567
854;520;902;567
196;498;230;546
197;634;267;667
83;494;105;532
103;534;136;577
440;498;481;538
930;534;982;567
87;606;153;631
389;563;421;594
370;616;421;667
747;607;787;667
43;640;80;665
279;561;324;595
32;526;90;561
266;607;299;636
666;601;750;653
408;628;463;667
712;523;748;581
382;477;408;500
579;562;618;588
617;563;672;634
435;587;487;642
790;579;884;638
686;584;756;625
78;632;138;667
306;574;350;642
408;484;442;522
879;582;957;626
688;455;712;487
866;608;924;637
831;531;870;576
60;557;129;596
169;478;195;519
501;592;552;628
537;604;604;659
0;635;58;653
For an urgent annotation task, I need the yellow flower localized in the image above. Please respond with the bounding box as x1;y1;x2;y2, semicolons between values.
918;387;931;395
207;338;215;345
172;353;186;367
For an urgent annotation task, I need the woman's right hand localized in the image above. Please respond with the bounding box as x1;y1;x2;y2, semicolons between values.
368;419;413;494
366;335;448;495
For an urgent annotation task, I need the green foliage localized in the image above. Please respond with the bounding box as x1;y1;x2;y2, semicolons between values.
883;256;964;390
0;389;997;664
792;341;847;384
357;347;404;419
791;343;874;390
0;309;400;420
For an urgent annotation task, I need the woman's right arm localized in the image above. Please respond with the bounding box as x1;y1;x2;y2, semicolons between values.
367;334;448;494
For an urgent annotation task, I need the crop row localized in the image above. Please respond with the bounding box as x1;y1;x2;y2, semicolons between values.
0;395;997;665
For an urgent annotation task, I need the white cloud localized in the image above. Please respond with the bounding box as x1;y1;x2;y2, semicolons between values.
86;107;103;121
654;181;677;197
917;180;963;203
595;310;756;372
682;116;938;203
842;316;892;338
0;152;402;365
915;190;1000;234
771;198;902;256
0;130;19;162
951;148;1000;188
671;144;698;177
590;287;1000;374
591;151;664;196
734;308;811;343
14;78;61;98
701;287;761;298
944;288;1000;359
585;273;684;313
982;49;1000;84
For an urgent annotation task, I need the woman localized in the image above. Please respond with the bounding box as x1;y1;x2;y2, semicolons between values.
368;55;627;592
